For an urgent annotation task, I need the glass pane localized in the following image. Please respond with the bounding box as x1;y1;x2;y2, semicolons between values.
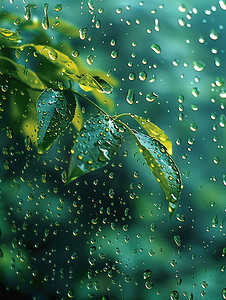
0;1;225;299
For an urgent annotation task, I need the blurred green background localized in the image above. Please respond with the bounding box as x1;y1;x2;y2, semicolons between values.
0;0;225;299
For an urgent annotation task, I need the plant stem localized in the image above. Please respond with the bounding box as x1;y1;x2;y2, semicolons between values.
72;90;108;116
113;113;131;119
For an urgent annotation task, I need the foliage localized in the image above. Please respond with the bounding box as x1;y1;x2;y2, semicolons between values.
0;26;182;218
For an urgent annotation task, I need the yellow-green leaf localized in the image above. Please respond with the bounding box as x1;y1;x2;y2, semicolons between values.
0;27;22;46
130;130;182;219
65;73;113;94
28;45;79;76
0;56;45;90
132;115;173;155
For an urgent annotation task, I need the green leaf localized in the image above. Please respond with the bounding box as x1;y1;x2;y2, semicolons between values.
65;73;113;94
0;56;45;90
130;130;182;219
131;115;173;155
37;88;76;154
0;27;22;46
67;114;121;184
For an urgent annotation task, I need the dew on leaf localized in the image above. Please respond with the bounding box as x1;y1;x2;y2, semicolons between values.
176;213;185;221
212;215;218;227
170;290;179;300
189;122;197;132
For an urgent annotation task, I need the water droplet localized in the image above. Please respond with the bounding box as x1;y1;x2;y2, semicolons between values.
126;88;134;105
61;170;67;183
219;89;226;98
214;57;221;67
143;269;152;279
53;4;62;11
67;289;74;298
128;73;136;81
145;280;154;289
71;50;79;58
42;3;49;30
146;92;159;102
193;60;205;71
14;17;21;26
24;136;32;151
149;75;156;83
6;128;13;139
222;174;226;186
95;19;101;29
154;18;160;31
151;44;161;54
174;235;182;246
222;288;226;299
170;290;179;300
210;29;219;40
219;0;226;10
189;122;197;132
212;215;218;227
111;50;118;59
24;4;32;21
201;281;208;289
213;156;220;164
176;213;185;222
88;0;94;10
86;54;93;65
191;87;199;97
219;114;226;127
79;27;87;40
138;71;147;81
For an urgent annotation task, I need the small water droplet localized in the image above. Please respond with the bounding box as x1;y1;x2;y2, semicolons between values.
151;43;161;54
176;213;185;222
53;4;63;12
222;288;226;299
146;92;159;102
14;17;21;26
143;269;152;279
126;88;134;104
219;114;226;127
145;280;154;289
79;28;87;40
191;87;199;97
210;29;219;40
212;215;218;227
111;50;118;59
189;122;197;132
88;0;94;10
95;19;101;29
170;290;179;300
174;235;182;247
86;54;93;65
71;50;79;58
193;60;205;71
138;71;147;81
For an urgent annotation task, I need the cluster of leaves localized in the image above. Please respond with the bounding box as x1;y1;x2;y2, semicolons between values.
0;26;182;218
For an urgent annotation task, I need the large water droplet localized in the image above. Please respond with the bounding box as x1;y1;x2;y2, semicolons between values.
111;50;118;59
191;87;199;97
174;235;182;246
86;54;94;65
